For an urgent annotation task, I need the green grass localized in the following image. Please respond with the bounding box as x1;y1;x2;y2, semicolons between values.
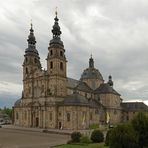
54;143;108;148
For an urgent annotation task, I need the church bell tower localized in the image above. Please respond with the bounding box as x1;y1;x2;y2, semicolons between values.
47;11;67;98
22;23;41;99
23;23;41;80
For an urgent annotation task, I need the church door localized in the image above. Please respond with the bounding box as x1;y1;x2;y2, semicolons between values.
36;117;39;127
59;122;62;129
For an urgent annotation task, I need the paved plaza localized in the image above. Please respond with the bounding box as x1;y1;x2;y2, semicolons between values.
0;127;69;148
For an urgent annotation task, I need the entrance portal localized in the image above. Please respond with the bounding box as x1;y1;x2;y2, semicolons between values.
36;117;39;127
59;122;62;129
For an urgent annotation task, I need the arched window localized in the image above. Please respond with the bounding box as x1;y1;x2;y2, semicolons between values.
34;58;37;63
60;62;63;70
24;111;27;120
49;112;52;121
50;61;53;69
26;68;28;74
60;51;63;57
41;85;44;93
50;50;53;56
67;112;70;122
25;57;28;63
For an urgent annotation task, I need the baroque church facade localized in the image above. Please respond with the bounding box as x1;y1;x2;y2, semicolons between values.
13;13;148;130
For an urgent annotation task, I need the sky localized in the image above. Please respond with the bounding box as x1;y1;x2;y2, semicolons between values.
0;0;148;108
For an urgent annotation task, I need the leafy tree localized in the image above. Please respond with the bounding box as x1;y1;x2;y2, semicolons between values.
131;112;148;148
91;130;104;143
1;107;12;118
109;124;138;148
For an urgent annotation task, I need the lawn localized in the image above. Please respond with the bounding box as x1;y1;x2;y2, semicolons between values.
54;143;108;148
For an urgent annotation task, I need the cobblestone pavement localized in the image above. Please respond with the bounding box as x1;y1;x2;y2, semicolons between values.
0;128;69;148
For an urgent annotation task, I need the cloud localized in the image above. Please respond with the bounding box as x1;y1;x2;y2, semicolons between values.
0;0;148;107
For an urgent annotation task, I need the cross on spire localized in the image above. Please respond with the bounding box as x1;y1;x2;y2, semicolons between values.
51;9;62;38
49;10;64;47
55;7;58;16
27;21;36;48
30;19;32;27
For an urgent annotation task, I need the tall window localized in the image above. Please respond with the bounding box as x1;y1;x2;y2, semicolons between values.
50;50;53;56
34;58;37;63
26;68;28;74
85;93;87;98
60;51;63;57
41;85;44;93
24;111;27;120
50;61;53;69
67;113;70;122
49;112;52;121
60;62;63;70
25;57;28;63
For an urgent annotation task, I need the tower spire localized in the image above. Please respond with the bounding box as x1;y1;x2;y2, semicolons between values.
30;19;33;31
52;8;61;38
50;10;63;47
55;7;58;17
27;21;36;49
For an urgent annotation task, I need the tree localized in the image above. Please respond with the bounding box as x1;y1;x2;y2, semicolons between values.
131;112;148;148
2;107;12;118
109;124;138;148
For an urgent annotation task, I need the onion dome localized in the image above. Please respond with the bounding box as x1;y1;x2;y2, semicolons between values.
27;23;36;47
25;23;39;56
49;11;63;47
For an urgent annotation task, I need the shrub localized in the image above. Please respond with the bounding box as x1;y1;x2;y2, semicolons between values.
71;132;82;143
109;123;138;148
80;135;91;144
105;129;112;146
91;130;104;143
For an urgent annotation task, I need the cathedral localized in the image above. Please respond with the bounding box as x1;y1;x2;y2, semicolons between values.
13;12;148;130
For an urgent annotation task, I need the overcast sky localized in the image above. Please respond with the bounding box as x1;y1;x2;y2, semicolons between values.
0;0;148;108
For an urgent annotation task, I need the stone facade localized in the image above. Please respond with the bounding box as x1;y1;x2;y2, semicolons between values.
13;13;148;130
